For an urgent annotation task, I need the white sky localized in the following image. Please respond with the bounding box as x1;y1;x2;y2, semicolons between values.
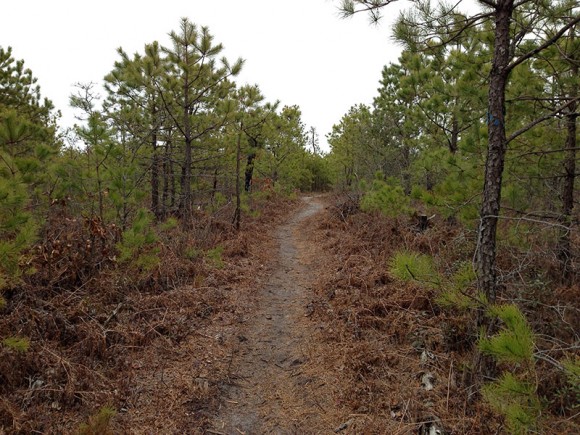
1;0;411;150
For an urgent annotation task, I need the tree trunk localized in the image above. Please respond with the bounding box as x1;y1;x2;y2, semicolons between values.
244;152;256;192
181;135;193;222
558;98;577;281
151;127;160;220
180;65;193;225
161;138;170;218
234;127;242;231
162;136;175;212
449;118;459;154
211;167;219;203
401;144;411;195
476;1;513;304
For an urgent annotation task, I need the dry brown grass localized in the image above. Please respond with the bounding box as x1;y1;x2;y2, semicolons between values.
1;192;577;433
303;193;579;434
0;193;296;433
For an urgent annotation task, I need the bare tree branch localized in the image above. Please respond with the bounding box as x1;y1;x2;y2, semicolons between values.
507;15;580;73
477;0;497;8
506;97;580;144
481;214;571;231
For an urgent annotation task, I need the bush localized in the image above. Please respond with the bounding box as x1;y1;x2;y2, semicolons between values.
361;178;411;217
78;406;116;435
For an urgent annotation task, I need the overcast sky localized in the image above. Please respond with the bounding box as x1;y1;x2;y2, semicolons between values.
1;0;409;150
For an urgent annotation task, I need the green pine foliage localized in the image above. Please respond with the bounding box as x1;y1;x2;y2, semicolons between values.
389;252;480;307
361;177;411;217
78;406;116;435
408;147;483;224
0;50;58;290
482;372;541;434
479;304;534;364
479;304;540;433
0;218;37;289
2;336;30;352
205;246;224;269
437;261;477;309
158;217;178;232
388;250;440;287
116;209;160;274
561;358;580;404
562;358;580;381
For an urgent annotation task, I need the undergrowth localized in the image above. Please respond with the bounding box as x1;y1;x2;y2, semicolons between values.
309;193;579;434
0;193;296;432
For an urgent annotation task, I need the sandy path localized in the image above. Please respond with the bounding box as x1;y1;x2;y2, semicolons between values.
210;196;336;434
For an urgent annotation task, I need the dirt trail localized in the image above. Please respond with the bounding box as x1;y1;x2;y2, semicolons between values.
210;196;338;434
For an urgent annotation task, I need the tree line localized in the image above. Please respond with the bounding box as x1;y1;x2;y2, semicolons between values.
327;1;578;431
0;18;331;292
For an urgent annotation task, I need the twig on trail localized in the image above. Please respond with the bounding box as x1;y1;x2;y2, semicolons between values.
103;302;122;327
312;395;326;413
193;331;213;339
206;430;226;435
397;398;411;431
274;362;295;371
447;360;453;411
61;277;95;304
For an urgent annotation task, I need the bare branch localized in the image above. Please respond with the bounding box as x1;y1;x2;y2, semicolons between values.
513;0;537;8
481;214;572;231
506;97;580;143
507;15;580;73
477;0;497;8
514;147;580;159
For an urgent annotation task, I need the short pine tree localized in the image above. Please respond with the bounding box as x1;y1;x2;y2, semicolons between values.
116;209;160;276
2;336;30;352
78;406;116;435
479;304;540;433
389;250;440;287
481;373;541;434
361;177;411;217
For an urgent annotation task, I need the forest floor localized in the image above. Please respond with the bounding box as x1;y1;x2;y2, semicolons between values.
115;195;353;434
2;194;577;434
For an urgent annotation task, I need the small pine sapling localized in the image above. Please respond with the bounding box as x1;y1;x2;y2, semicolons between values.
116;209;160;278
78;406;116;435
2;336;30;352
479;304;540;434
389;250;441;287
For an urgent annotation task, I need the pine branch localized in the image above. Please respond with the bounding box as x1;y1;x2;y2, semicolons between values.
507;15;580;73
513;0;538;8
513;147;580;158
506;97;580;144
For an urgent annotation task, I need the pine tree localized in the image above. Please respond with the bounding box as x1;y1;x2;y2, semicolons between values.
161;18;243;223
338;0;580;302
104;42;167;221
0;46;59;291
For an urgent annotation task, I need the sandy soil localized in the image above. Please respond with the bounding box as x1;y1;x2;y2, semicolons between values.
209;196;342;435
